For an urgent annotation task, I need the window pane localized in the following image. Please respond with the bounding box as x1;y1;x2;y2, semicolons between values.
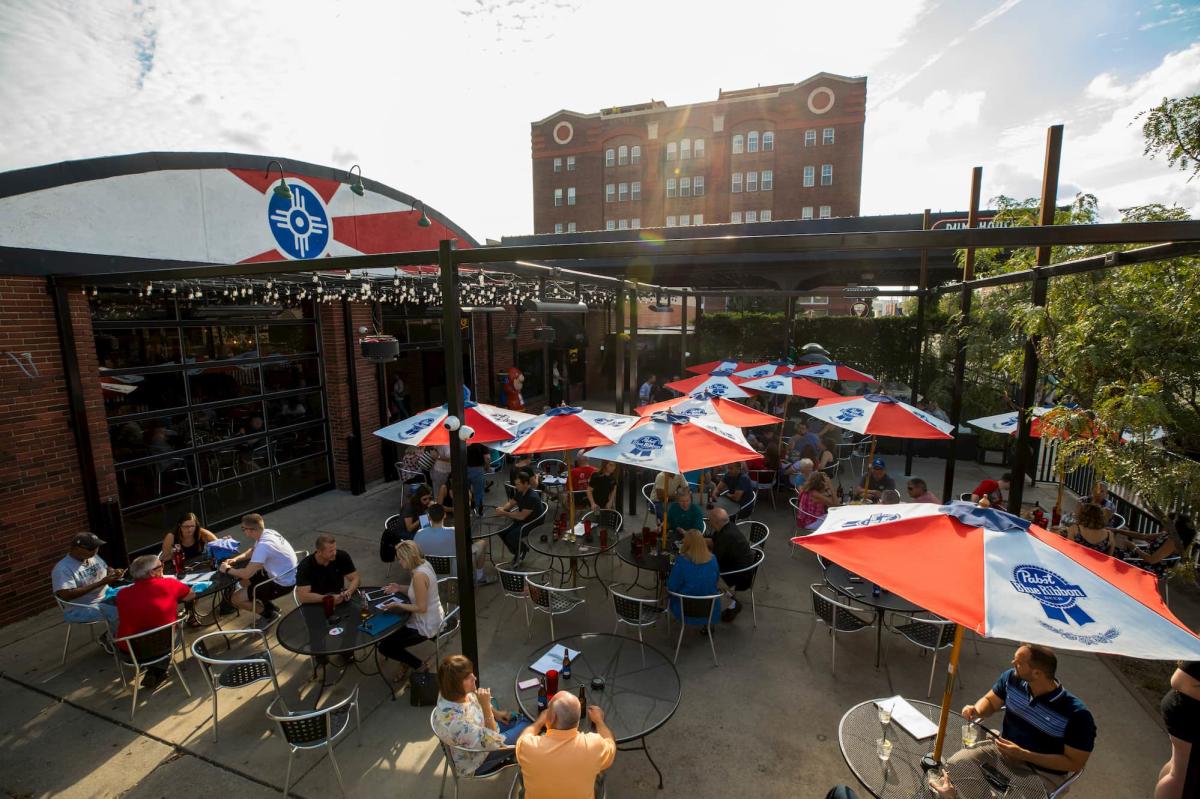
680;214;690;226
746;210;757;223
618;145;628;165
188;361;261;404
731;211;742;223
762;170;773;191
90;291;174;322
631;182;641;200
191;400;265;445
761;210;772;222
606;149;615;166
606;220;615;231
96;328;180;370
567;156;576;170
805;130;816;146
259;323;316;357
666;143;676;160
109;414;192;464
121;495;202;555
618;219;628;229
694;214;703;225
732;135;743;154
748;131;759;152
732;173;742;192
630;147;640;164
184;325;257;362
631;219;640;229
823;127;835;144
553;158;562;172
104;370;187;417
567;222;576;232
747;172;758;192
680;139;691;159
666;216;676;227
118;454;197;508
763;132;774;151
275;455;331;500
694;139;705;157
267;390;324;429
202;471;274;524
263;358;320;393
270;423;327;464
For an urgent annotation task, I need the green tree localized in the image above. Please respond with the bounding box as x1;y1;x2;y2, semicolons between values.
1139;95;1200;180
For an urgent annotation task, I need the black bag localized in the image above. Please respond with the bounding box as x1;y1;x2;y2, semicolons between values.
410;670;440;707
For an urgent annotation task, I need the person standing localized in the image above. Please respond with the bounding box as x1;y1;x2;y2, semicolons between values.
115;554;194;689
220;514;298;627
1156;661;1200;798
517;690;616;799
52;532;124;650
970;472;1012;510
466;442;490;516
587;460;619;512
638;374;656;406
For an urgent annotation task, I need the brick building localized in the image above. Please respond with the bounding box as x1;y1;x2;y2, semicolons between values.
531;73;866;235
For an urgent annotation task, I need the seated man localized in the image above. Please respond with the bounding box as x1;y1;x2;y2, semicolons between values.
517;689;616;799
709;461;754;518
953;643;1094;795
415;504;494;586
853;458;895;502
666;486;704;542
706;507;756;622
115;554;194;689
219;513;298;627
495;471;543;565
653;470;688;523
52;532;123;652
793;420;821;456
567;453;596;507
294;534;360;605
905;477;940;504
970;472;1012;510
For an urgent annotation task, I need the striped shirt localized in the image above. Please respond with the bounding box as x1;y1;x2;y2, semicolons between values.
992;668;1096;770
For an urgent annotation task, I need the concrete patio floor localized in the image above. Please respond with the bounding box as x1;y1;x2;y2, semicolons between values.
1;455;1188;798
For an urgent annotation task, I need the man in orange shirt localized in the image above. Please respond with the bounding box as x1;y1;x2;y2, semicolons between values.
516;690;615;799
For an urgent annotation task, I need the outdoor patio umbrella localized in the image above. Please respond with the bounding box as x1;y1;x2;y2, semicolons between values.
684;359;751;375
664;371;755;400
732;360;795;378
585;411;760;546
790;362;879;384
793;501;1200;761
492;405;639;528
373;400;533;447
740;374;841;400
966;407;1052;437
634;394;782;427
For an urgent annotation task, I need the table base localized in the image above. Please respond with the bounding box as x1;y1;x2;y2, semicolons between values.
618;734;664;790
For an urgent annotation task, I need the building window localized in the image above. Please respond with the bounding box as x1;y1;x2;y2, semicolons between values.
606;148;615;167
802;206;814;220
762;131;774;151
731;172;743;193
823;127;835;145
732;134;743;154
796;295;830;305
618;218;629;230
630;146;641;165
606;220;616;231
567;187;576;206
666;215;677;227
554;188;563;207
805;129;816;146
746;171;758;192
694;138;705;158
618;145;628;165
631;218;640;229
631;181;641;201
679;177;691;197
747;130;759;153
681;214;691;226
666;178;676;198
605;184;615;203
555;223;563;234
553;158;562;172
680;138;691;160
694;213;704;225
760;209;772;222
821;164;833;185
618;182;628;202
567;155;576;171
761;170;773;191
693;175;704;196
745;210;757;223
567;222;577;232
819;205;832;218
731;211;742;223
803;166;815;187
666;142;677;161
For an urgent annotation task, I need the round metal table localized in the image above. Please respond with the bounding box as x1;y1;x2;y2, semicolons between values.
824;562;922;669
615;537;673;594
526;523;623;589
168;556;239;625
514;633;681;789
472;515;510;566
838;699;1047;799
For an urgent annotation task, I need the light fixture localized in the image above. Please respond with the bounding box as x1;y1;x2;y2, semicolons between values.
347;164;365;196
523;300;587;313
461;306;504;313
413;200;432;228
265;160;291;200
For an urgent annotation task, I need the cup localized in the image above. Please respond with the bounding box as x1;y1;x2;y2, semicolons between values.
877;704;892;726
322;594;336;620
961;722;978;748
584;520;592;535
546;669;559;695
876;738;892;762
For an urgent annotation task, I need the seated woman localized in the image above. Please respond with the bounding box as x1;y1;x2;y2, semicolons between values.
432;654;531;776
436;479;456;515
1055;502;1118;556
402;485;435;539
1117;513;1190;576
666;530;721;627
817;435;838;472
160;512;217;561
796;472;838;530
378;541;445;681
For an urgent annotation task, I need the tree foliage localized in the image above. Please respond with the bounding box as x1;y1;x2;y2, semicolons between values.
1139;95;1200;180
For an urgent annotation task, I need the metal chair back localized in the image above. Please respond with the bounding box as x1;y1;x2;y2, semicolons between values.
266;686;360;798
113;617;191;721
805;583;873;674
719;547;765;627
191;628;281;741
1048;766;1086;798
889;613;958;697
430;708;521;798
427;553;455;577
53;593;108;665
734;489;757;521
495;564;548;631
666;590;722;666
525;577;586;641
536;458;568;478
610;587;664;642
580;508;623;535
738;520;769;549
435;577;462;663
748;469;778;509
518;503;549;541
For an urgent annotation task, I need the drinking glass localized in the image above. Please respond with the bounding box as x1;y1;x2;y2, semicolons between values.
961;722;979;748
877;704;892;727
924;767;947;797
876;738;892;762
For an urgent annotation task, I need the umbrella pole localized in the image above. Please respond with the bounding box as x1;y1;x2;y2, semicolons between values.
1055;463;1065;520
567;450;576;533
862;438;877;496
932;625;965;763
661;474;670;549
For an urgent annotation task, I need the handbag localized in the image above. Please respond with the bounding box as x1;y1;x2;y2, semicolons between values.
409;669;440;707
205;538;240;563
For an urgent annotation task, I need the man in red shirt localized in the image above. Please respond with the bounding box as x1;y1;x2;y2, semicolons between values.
116;554;194;689
970;472;1012;510
568;453;597;494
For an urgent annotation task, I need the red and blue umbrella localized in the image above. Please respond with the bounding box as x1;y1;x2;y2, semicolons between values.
664;371;755;400
685;359;752;375
733;360;795;379
790;363;878;384
635;394;782;427
740;373;841;401
373;401;533;447
805;393;953;439
492;406;637;455
584;411;758;474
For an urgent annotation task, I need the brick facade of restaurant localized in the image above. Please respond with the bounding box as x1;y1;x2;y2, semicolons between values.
319;302;385;491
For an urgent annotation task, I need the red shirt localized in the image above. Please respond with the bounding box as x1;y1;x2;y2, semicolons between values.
116;576;190;650
569;465;597;491
972;479;1005;507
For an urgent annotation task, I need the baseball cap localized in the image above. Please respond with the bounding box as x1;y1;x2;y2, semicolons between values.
70;532;106;550
871;457;886;469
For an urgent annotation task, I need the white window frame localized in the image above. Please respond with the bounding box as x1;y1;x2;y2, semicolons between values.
693;213;704;226
731;211;742;224
553;158;562;172
694;138;705;158
631;181;641;201
693;175;704;196
666;215;677;227
605;148;615;167
746;171;758;192
679;176;691;197
762;131;774;151
680;138;691;160
802;206;814;220
760;209;772;222
747;130;759;153
819;205;832;219
567;187;576;206
554;188;563;207
666;178;676;198
606;220;616;231
803;166;815;187
618;145;628;166
761;169;773;191
554;222;563;234
631;218;640;229
618;218;629;230
666;142;677;161
745;210;757;223
821;164;833;185
567;222;576;233
823;127;835;145
796;295;830;305
805;129;816;147
680;214;690;226
567;155;576;171
731;172;743;193
732;134;743;154
618;182;628;202
630;145;641;165
605;184;615;203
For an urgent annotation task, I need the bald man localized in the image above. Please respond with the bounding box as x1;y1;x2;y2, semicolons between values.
517;690;615;799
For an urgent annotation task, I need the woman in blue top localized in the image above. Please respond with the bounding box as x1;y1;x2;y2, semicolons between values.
667;530;721;625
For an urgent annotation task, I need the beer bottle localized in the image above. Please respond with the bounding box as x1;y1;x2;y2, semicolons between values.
578;685;588;727
561;651;572;679
536;678;548;712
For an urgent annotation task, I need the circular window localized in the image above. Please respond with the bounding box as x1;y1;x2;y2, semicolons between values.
807;87;836;115
552;121;574;145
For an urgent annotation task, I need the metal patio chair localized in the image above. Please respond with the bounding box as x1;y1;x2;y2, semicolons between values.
112;617;192;721
191;627;283;741
887;613;959;697
494;563;548;631
266;686;361;798
804;583;874;675
54;594;110;665
430;709;521;799
668;590;722;666
719;547;765;628
525;577;586;642
611;586;668;642
434;577;462;665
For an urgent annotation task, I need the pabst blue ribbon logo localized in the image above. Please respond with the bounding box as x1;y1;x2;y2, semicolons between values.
707;383;728;396
629;435;664;458
748;369;769;378
590;416;624;427
841;513;902;527
835;407;865;423
1000;417;1017;427
267;181;330;259
402;417;436;438
763;380;783;390
1011;565;1093;626
682;408;707;418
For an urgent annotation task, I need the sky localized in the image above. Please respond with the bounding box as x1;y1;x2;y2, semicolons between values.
0;0;1198;242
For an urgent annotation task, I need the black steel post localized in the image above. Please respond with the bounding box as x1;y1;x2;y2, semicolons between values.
627;282;639;515
905;209;932;477
342;299;366;495
439;240;480;673
942;168;982;503
374;301;397;481
615;280;626;411
680;291;689;376
1009;125;1063;512
485;311;495;403
783;295;795;359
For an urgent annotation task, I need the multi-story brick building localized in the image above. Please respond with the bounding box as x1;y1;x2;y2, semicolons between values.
531;73;866;234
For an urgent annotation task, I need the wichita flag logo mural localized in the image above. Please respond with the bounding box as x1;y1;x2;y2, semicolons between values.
268;180;331;259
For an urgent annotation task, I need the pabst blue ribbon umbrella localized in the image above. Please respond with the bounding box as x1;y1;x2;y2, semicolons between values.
793;501;1200;761
732;360;796;379
790;362;879;384
739;374;841;401
492;406;639;528
373;400;534;447
664;370;755;400
685;359;750;375
634;393;782;427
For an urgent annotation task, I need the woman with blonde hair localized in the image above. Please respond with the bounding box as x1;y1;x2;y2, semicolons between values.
666;529;721;626
160;512;216;561
378;540;445;681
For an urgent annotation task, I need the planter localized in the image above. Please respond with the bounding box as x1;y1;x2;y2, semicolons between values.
360;335;400;362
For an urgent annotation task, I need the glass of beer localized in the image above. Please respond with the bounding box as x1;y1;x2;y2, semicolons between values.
876;738;892;762
961;722;978;748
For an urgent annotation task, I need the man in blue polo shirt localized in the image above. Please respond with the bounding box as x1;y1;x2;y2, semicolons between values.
952;643;1094;794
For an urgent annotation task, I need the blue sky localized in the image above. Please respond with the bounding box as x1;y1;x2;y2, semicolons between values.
0;0;1197;240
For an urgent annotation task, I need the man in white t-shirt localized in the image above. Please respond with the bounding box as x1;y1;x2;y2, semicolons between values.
220;513;298;626
51;532;124;651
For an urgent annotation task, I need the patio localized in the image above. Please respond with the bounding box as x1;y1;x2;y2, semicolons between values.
1;456;1186;798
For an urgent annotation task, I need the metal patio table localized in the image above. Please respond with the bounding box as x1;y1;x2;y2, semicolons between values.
615;536;673;595
824;561;923;668
526;523;622;590
515;632;681;790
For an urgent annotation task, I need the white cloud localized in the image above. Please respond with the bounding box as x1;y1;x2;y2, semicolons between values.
968;0;1023;32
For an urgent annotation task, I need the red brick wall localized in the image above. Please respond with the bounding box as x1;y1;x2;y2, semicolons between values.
319;302;383;490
